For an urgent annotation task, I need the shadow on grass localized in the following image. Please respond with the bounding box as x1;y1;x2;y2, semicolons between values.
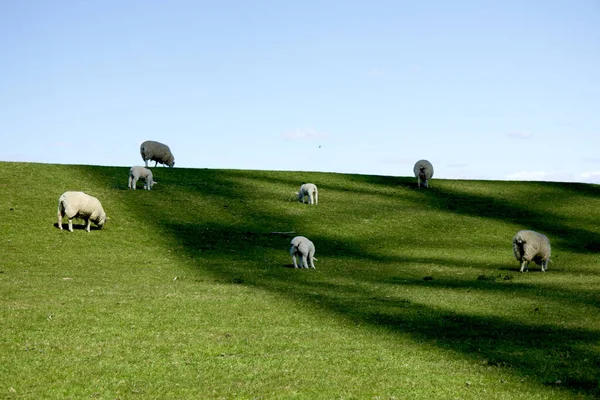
413;184;600;254
75;165;600;397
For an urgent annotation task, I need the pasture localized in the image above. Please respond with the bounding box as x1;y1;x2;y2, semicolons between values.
1;161;599;399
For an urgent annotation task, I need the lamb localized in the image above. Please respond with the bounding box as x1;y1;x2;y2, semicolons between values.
289;236;318;269
140;140;175;168
512;230;551;272
297;183;318;205
413;160;434;188
128;166;156;190
57;191;106;232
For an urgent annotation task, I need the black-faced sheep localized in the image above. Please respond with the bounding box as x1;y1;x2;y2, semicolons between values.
57;191;106;232
512;230;551;272
297;183;318;205
413;160;434;188
140;140;175;168
290;236;317;269
128;166;156;190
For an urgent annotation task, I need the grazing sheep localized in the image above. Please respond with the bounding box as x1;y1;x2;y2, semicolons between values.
413;160;434;188
128;166;156;190
512;230;551;272
297;183;318;205
290;236;317;269
140;140;175;168
57;191;106;232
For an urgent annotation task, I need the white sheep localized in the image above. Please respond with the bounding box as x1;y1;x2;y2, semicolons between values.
297;183;318;205
290;236;317;269
512;230;551;272
413;160;434;188
140;140;175;168
57;191;106;232
128;166;156;190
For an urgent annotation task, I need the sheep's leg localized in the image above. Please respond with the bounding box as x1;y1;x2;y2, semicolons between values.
542;260;548;272
301;255;308;269
144;159;149;168
309;257;315;269
85;218;91;232
292;255;299;268
417;177;421;187
315;191;318;205
308;193;313;205
68;219;74;232
519;260;528;272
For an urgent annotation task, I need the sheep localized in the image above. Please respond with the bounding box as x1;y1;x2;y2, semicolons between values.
413;160;434;188
57;191;106;232
128;166;156;190
290;236;317;269
297;183;318;205
140;140;175;168
512;230;551;272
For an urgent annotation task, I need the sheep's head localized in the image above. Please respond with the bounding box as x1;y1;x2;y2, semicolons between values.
97;213;107;229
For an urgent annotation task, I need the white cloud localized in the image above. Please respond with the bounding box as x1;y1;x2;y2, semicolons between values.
282;129;329;141
504;171;574;182
367;67;386;77
507;131;532;139
504;171;600;184
580;172;600;183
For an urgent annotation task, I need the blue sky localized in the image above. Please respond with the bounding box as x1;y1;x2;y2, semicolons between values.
1;1;599;182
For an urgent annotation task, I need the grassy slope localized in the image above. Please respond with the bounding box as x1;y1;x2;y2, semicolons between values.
1;161;599;399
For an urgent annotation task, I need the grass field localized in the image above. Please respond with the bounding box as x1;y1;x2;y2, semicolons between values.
1;161;599;399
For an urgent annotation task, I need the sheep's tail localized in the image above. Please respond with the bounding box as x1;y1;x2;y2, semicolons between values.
313;257;318;261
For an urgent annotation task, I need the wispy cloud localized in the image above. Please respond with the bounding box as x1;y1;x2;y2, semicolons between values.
580;171;600;183
505;171;573;182
366;67;386;77
282;129;329;141
504;170;600;184
507;131;532;139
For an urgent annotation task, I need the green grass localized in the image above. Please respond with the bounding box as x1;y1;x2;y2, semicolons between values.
1;161;599;399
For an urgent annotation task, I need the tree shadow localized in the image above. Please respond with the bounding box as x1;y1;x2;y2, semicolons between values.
411;184;600;254
73;165;600;397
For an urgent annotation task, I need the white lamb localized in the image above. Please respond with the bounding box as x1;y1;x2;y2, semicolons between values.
413;160;434;188
512;230;551;272
297;183;318;205
57;191;106;232
140;140;175;168
128;166;156;190
290;236;317;269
